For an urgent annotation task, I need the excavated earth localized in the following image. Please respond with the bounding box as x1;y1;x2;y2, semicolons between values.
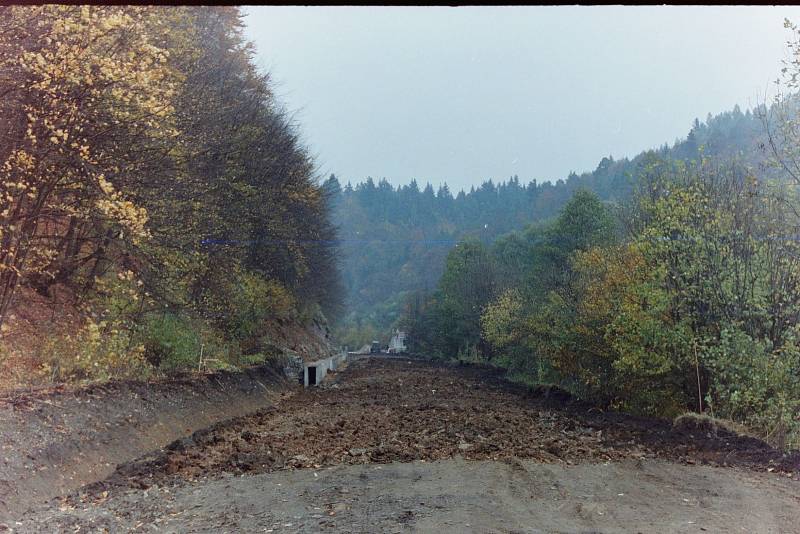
11;357;800;533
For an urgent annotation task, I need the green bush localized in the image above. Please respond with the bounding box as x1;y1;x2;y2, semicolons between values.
141;313;200;372
703;327;800;449
473;176;800;448
34;271;152;383
224;273;296;341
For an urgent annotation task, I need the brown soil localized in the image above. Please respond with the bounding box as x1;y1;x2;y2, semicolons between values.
9;357;800;533
21;459;800;533
0;361;292;522
0;285;83;392
86;357;799;494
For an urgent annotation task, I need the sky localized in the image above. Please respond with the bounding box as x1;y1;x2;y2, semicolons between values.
242;6;800;192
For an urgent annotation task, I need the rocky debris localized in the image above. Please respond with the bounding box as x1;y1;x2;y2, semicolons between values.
78;358;798;498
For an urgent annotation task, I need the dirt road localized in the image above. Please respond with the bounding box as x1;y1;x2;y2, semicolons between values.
14;358;800;532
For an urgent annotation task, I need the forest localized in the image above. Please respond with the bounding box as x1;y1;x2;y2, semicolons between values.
3;5;800;451
0;6;341;387
4;8;800;532
332;102;769;348
393;80;800;448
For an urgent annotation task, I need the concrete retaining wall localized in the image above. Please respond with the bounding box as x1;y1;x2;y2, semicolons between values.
303;352;347;386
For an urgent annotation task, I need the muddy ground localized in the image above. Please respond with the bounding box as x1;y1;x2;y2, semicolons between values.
0;363;291;521
11;357;800;532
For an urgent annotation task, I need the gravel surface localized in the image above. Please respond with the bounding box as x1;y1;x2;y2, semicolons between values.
17;459;800;533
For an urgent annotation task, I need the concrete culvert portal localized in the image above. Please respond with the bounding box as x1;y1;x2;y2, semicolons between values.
308;366;317;386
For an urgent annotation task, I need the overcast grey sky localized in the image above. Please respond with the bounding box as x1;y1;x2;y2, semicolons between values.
242;6;800;192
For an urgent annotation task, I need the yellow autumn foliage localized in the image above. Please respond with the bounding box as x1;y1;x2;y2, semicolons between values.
0;6;183;324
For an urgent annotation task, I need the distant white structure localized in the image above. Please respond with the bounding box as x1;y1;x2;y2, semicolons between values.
388;330;407;354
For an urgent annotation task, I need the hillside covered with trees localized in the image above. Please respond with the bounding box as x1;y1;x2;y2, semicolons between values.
395;26;800;448
3;3;798;453
331;103;771;348
0;6;341;387
2;8;799;532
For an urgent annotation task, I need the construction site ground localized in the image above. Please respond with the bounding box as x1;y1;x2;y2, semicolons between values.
10;357;800;533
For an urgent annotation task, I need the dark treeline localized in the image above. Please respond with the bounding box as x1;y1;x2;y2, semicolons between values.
332;104;769;348
406;160;800;449
396;83;800;446
0;6;341;383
